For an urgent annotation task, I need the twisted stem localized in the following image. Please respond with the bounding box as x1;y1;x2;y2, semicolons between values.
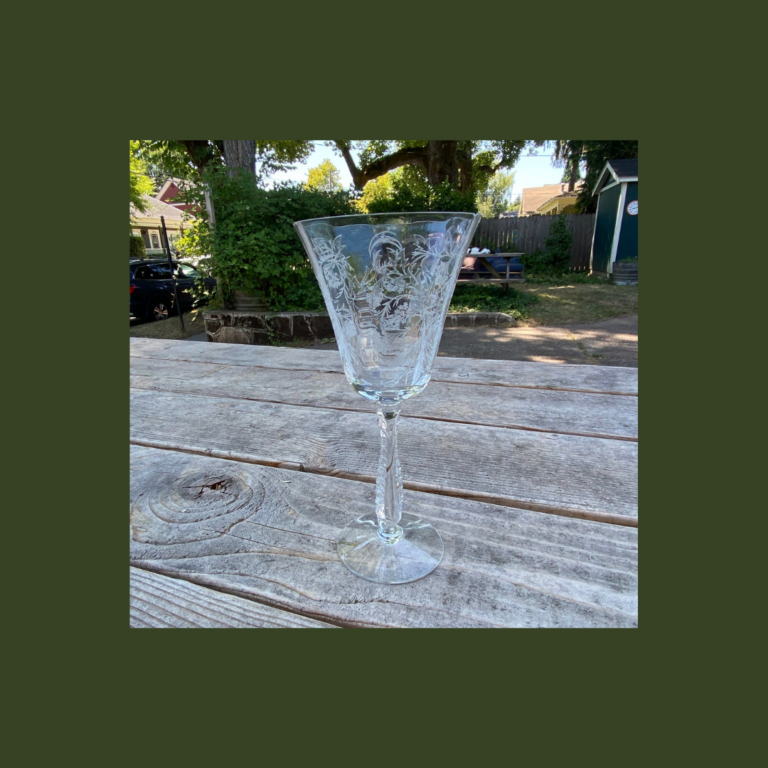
375;405;403;542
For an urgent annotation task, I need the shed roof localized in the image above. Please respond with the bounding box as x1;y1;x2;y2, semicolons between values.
608;159;638;179
593;159;639;196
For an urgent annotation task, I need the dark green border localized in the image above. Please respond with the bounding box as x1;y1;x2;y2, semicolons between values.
21;94;688;733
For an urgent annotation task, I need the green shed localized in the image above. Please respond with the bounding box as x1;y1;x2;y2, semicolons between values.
589;159;638;277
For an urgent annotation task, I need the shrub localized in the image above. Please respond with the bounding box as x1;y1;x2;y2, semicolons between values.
366;179;477;214
519;216;573;277
543;215;573;273
130;234;146;259
182;167;356;312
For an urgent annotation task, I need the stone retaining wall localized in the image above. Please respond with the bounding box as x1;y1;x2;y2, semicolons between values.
204;310;516;345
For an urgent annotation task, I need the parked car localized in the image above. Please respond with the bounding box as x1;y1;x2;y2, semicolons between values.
130;259;217;322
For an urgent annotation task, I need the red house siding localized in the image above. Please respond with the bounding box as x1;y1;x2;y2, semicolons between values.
159;182;195;212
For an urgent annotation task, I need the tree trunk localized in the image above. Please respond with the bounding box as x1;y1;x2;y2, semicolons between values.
426;140;459;187
223;140;256;176
567;152;579;192
457;145;473;193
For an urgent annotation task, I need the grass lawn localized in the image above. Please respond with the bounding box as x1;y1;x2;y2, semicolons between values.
449;277;638;326
129;311;206;340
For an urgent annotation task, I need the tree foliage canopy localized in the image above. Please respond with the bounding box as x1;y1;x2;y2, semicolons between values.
553;140;638;212
356;166;477;214
129;140;154;214
328;140;542;195
135;140;314;184
476;169;516;218
305;159;343;193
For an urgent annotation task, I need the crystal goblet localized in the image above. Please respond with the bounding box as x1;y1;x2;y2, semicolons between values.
294;211;481;584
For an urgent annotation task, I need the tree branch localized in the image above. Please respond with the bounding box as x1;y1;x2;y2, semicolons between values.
333;141;429;189
177;140;222;172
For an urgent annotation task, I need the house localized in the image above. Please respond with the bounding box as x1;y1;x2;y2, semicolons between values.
130;194;190;256
155;177;196;213
589;159;638;276
536;188;581;215
520;181;583;216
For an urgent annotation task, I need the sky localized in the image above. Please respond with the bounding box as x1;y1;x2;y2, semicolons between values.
268;141;567;202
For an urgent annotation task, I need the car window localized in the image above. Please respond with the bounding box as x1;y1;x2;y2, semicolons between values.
134;266;152;280
176;263;200;279
149;263;174;279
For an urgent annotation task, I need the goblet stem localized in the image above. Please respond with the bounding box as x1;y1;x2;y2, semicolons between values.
375;405;403;543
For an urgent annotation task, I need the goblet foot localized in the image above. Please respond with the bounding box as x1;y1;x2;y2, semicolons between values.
337;512;444;584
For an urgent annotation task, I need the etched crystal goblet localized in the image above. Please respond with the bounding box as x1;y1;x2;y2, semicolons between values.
294;212;481;584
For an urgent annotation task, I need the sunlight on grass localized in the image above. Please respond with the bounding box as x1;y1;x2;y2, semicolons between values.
449;280;638;326
520;284;638;326
449;284;538;320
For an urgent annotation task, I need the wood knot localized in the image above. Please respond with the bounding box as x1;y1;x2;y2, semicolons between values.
131;469;265;544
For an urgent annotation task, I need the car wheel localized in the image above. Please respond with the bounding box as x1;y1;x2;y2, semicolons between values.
148;298;170;321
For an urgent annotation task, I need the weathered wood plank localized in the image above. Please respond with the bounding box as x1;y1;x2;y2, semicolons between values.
130;388;637;522
130;446;637;628
130;567;337;628
130;356;637;441
129;338;638;396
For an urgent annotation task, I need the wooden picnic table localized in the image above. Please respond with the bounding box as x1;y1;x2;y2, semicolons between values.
458;253;525;293
130;337;638;628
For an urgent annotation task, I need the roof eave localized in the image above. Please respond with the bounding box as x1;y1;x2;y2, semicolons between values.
592;162;619;196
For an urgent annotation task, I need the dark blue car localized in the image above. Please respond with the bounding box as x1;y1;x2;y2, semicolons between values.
130;259;217;322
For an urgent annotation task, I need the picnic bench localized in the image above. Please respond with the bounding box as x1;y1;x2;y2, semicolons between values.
130;338;638;628
458;252;525;293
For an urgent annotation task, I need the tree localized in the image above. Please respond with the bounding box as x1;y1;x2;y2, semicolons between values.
135;140;314;183
329;140;541;194
356;172;396;212
129;140;154;222
553;140;638;212
357;166;477;214
476;169;516;218
223;140;256;176
135;140;200;187
561;160;581;187
305;159;343;193
135;140;317;228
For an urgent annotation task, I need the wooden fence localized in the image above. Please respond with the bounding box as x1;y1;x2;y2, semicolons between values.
471;214;596;271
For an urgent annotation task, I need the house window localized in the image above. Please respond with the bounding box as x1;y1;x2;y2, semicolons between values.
151;233;161;249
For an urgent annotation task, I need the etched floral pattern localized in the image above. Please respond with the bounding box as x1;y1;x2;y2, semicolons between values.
296;213;481;401
295;213;482;584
